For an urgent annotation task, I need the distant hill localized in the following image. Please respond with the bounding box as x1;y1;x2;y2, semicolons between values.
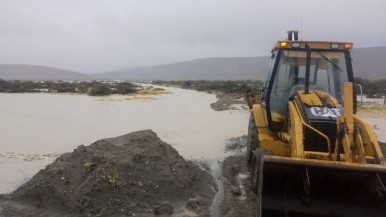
351;46;386;80
96;46;386;81
0;64;89;80
1;46;385;81
94;56;271;81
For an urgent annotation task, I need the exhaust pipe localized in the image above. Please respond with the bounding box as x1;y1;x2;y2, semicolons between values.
287;30;299;41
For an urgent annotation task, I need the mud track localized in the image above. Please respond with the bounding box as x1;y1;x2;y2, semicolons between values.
219;156;258;217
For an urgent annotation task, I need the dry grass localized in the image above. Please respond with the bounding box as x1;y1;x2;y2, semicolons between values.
357;105;386;115
126;96;157;101
136;89;173;95
94;98;124;102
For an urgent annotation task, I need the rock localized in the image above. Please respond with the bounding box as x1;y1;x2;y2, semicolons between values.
154;201;173;216
231;185;242;195
210;93;244;111
185;197;211;217
186;197;203;211
224;136;248;152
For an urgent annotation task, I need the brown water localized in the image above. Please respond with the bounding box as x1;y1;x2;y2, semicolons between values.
0;87;249;193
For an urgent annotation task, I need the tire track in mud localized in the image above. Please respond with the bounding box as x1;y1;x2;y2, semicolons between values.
219;156;259;217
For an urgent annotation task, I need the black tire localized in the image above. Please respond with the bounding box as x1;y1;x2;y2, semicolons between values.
251;148;271;193
247;113;259;168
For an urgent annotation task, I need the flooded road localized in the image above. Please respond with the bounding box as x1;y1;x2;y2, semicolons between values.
0;86;249;193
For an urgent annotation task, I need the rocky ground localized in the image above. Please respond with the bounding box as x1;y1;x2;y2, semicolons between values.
0;130;216;217
219;136;258;217
219;156;258;217
210;93;247;111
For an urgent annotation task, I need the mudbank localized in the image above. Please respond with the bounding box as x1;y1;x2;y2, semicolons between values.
0;130;215;217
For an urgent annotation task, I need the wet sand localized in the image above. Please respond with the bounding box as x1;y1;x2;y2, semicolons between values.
357;96;386;142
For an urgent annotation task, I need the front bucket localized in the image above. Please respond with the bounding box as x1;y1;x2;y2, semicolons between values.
258;156;386;217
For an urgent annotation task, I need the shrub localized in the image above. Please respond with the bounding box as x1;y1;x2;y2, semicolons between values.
87;84;111;96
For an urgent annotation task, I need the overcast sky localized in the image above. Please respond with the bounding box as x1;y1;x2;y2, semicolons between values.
1;0;386;73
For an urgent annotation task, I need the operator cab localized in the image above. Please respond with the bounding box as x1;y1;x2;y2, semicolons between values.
260;31;355;131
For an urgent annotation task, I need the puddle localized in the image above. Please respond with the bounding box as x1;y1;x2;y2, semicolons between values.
207;160;223;217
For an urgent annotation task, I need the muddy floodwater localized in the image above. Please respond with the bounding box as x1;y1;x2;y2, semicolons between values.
0;86;249;194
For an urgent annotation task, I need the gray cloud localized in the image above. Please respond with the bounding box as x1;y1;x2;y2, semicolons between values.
0;0;385;73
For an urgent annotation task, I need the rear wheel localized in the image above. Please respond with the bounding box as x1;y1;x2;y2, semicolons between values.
247;113;259;168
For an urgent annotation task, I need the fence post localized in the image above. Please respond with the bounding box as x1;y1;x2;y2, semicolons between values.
384;89;386;105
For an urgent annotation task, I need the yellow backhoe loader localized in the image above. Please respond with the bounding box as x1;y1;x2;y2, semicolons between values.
246;30;386;217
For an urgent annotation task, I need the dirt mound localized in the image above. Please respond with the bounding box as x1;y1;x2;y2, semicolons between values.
210;93;245;111
1;130;215;217
224;136;247;153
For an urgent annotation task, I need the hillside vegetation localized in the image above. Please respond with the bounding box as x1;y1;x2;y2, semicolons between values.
152;80;263;95
0;80;139;96
355;78;386;98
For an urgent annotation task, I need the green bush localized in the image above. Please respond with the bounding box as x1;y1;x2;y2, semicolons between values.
87;84;111;96
355;78;386;97
113;82;136;94
379;142;386;157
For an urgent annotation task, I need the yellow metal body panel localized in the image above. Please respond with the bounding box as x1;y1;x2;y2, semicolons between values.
252;104;289;156
305;151;377;162
274;41;353;50
258;128;289;157
343;82;364;163
288;101;304;158
271;111;285;122
353;115;385;164
344;82;354;135
296;89;339;108
296;90;323;106
327;82;384;165
263;155;386;171
251;77;382;167
336;116;353;163
313;90;340;107
252;104;267;128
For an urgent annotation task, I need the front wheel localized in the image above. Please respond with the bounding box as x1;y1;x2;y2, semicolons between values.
247;113;258;168
251;148;271;193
